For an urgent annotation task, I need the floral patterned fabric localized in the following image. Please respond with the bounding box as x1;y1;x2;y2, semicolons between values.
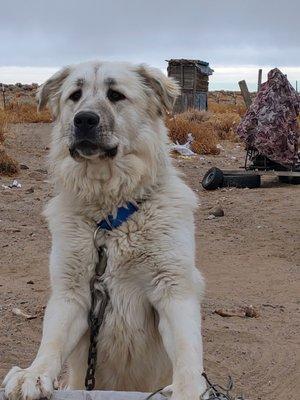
236;68;300;166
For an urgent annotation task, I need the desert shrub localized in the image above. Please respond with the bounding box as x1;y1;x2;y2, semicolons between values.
180;109;211;124
166;115;220;155
209;102;246;117
0;148;19;175
209;112;241;140
5;102;52;123
0;110;8;143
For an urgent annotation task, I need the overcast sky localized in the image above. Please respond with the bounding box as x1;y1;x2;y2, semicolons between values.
1;0;299;90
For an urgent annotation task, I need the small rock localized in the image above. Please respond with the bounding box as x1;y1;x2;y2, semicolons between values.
26;280;34;285
25;187;34;194
209;207;224;218
20;164;29;170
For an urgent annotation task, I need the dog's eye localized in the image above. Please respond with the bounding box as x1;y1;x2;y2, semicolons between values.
69;89;82;102
107;89;126;103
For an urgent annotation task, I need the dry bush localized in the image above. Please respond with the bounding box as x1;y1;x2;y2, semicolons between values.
180;109;211;124
209;102;246;117
0;110;8;143
209;112;241;141
5;102;52;123
166;115;220;155
0;148;19;175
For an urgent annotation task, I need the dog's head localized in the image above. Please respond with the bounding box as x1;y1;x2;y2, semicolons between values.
37;61;179;163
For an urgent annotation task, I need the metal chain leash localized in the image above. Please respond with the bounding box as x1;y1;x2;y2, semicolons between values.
144;373;245;400
85;245;110;391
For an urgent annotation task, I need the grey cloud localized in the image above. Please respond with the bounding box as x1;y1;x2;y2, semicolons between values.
1;0;299;69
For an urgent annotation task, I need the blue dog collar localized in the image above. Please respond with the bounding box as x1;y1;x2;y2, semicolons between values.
97;202;138;231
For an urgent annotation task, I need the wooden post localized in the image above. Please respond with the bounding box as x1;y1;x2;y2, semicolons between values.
1;84;6;109
180;63;184;112
257;69;262;92
238;80;252;108
296;81;298;93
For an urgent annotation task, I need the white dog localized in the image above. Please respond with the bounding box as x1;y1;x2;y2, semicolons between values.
3;61;207;400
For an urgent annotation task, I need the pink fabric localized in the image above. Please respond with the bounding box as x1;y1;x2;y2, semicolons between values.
236;68;300;166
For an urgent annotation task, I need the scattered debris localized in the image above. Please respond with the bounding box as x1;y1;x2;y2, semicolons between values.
215;305;259;318
12;307;37;320
170;134;196;157
9;179;22;188
206;214;216;220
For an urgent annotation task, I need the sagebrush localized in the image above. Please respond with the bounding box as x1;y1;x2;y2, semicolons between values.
167;105;244;155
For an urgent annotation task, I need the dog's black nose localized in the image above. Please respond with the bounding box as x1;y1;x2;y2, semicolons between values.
74;111;100;129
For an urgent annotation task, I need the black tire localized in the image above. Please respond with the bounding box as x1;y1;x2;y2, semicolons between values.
291;177;300;185
278;176;290;183
202;167;224;190
223;173;261;189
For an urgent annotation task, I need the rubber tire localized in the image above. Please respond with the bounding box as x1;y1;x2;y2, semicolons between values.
223;173;261;189
291;177;300;185
202;167;224;190
278;176;290;183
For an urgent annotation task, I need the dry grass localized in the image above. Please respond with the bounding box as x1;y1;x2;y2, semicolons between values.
209;112;241;141
209;101;246;117
0;148;19;175
167;104;243;154
0;110;8;143
166;115;220;155
4;102;52;123
0;108;19;176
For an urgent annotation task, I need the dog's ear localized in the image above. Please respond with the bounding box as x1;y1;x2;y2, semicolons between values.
137;64;180;114
37;67;71;118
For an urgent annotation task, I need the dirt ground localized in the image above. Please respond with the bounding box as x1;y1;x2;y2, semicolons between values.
0;123;299;400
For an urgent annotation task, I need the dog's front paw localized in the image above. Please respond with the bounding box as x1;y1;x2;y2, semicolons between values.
3;366;54;400
162;380;208;400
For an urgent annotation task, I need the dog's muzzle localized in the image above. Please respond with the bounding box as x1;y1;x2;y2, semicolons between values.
70;111;118;160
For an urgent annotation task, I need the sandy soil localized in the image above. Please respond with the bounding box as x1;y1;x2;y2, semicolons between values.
0;123;299;400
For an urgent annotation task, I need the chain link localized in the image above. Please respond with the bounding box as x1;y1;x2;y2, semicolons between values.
85;245;109;391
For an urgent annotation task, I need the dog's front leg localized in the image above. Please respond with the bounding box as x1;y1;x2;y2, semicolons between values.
156;296;207;400
3;293;88;400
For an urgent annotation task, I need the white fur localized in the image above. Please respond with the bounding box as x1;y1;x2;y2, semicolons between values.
3;61;207;400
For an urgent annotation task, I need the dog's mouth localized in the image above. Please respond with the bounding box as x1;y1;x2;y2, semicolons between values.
69;141;118;161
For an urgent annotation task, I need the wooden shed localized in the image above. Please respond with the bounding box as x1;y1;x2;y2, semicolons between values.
167;59;214;113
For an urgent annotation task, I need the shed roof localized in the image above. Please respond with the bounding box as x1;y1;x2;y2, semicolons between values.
167;59;214;76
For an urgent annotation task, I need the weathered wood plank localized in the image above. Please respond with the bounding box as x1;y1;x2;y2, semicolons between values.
238;80;252;108
0;390;165;400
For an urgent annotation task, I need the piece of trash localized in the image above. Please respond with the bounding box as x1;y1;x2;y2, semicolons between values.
12;307;37;320
170;134;196;157
209;207;225;218
214;305;259;318
206;214;216;220
9;180;22;189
